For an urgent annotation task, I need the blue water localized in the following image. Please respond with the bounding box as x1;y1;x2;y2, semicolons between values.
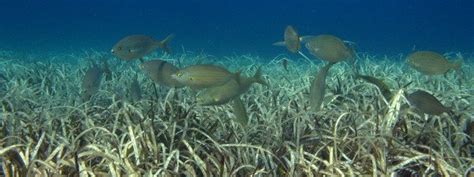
0;0;472;58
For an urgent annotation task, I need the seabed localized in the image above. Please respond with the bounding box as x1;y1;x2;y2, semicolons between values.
0;50;472;176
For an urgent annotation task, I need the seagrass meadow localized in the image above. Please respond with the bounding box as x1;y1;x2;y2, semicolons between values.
0;50;473;176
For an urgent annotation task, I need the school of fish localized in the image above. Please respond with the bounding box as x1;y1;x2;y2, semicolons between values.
78;25;464;126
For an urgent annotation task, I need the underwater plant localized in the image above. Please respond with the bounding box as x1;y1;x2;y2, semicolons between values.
0;51;472;176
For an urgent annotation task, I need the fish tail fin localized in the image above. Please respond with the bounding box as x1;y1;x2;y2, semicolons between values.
159;34;175;53
452;59;463;79
253;66;268;86
445;106;459;123
234;71;242;85
452;59;463;71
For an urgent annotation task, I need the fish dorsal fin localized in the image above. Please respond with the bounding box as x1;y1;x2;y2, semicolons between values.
161;33;175;44
159;34;175;54
253;66;268;86
451;58;463;71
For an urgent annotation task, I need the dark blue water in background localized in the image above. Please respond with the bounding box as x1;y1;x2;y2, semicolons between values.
0;0;472;59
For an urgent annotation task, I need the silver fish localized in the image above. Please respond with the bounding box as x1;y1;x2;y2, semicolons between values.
141;59;184;88
273;25;312;53
406;90;453;116
407;51;462;75
310;62;335;111
196;79;240;106
305;34;354;63
196;67;266;106
283;25;301;53
356;74;392;101
111;34;174;61
82;63;103;101
171;64;236;90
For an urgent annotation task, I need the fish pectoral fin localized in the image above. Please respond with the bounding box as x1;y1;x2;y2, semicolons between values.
343;40;357;46
128;49;137;53
159;34;175;53
272;41;286;46
299;35;315;43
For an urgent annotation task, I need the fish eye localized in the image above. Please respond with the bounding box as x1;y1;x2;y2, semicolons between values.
189;77;194;81
128;49;132;53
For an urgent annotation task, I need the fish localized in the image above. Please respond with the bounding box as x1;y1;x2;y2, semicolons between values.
273;25;316;63
237;66;268;92
273;26;314;53
196;79;240;106
310;62;336;112
129;74;142;101
111;34;174;61
171;64;236;90
277;25;302;53
406;51;462;75
356;74;392;101
196;67;267;106
140;59;184;88
82;63;104;101
232;97;249;126
304;34;355;63
406;90;453;116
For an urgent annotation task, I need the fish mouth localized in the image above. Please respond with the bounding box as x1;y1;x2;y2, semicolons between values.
110;49;115;53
